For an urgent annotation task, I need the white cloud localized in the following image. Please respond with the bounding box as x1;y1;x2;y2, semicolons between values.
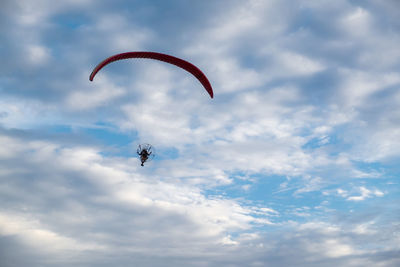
0;212;104;253
0;125;398;266
0;132;274;256
295;176;324;195
337;188;348;197
339;7;372;38
352;222;377;235
273;50;325;77
347;186;385;201
1;0;400;266
91;14;153;51
66;77;126;110
26;44;50;65
306;238;356;258
0;98;60;129
338;69;400;109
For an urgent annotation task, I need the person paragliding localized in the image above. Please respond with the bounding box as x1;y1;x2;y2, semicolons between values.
138;148;150;166
136;143;155;166
90;51;213;167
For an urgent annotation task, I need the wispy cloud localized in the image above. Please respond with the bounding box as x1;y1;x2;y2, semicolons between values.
346;186;384;201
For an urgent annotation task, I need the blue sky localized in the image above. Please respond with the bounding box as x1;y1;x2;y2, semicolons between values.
1;0;400;266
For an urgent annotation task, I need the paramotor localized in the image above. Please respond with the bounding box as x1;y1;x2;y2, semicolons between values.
137;143;155;166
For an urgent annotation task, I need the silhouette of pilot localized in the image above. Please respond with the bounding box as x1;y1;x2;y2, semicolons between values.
138;148;151;166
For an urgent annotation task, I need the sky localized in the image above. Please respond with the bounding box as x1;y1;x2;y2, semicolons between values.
0;0;400;266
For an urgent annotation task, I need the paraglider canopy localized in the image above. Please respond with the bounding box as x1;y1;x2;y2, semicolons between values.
89;51;214;98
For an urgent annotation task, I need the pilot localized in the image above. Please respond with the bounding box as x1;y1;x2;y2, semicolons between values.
138;148;151;166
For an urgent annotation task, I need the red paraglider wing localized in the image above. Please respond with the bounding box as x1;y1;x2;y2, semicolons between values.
89;51;213;98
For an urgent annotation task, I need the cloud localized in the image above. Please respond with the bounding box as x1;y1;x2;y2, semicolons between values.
2;127;398;266
26;44;51;65
0;131;275;260
346;186;384;201
66;77;126;110
1;0;400;266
